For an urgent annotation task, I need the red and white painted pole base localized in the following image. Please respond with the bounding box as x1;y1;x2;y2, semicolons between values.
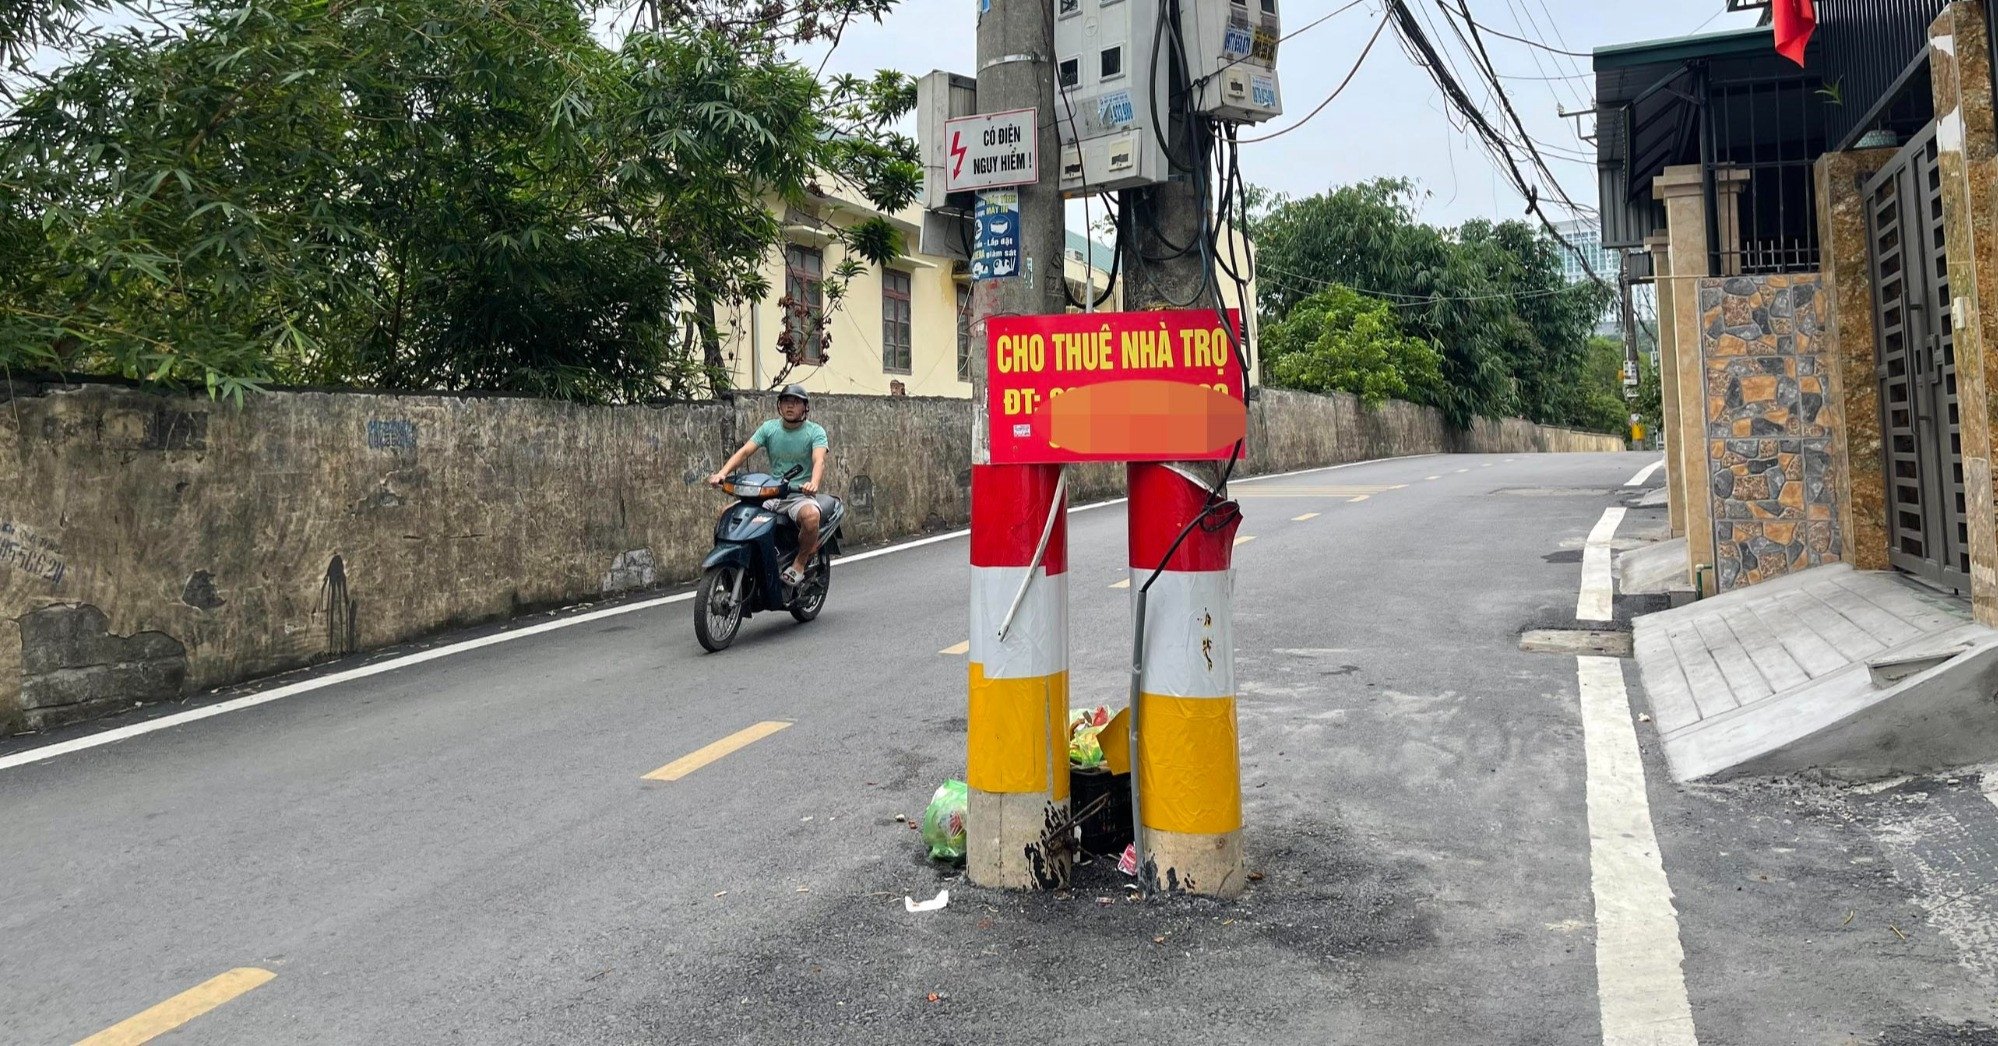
966;463;1072;889
1127;462;1245;897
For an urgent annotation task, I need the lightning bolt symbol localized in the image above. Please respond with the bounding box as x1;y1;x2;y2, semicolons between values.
949;131;968;180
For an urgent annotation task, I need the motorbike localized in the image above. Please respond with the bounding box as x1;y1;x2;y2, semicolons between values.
694;466;846;652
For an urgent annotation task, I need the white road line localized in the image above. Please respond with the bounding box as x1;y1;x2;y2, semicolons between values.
0;591;702;774
1229;453;1439;486
1577;507;1626;622
1576;655;1699;1046
1624;459;1666;487
4;452;1443;772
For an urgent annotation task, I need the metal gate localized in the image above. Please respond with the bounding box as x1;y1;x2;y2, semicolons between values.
1864;123;1970;592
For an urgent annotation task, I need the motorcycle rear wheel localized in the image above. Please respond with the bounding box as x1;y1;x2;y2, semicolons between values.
695;564;747;652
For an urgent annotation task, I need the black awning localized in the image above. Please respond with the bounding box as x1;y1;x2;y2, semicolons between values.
1593;26;1825;248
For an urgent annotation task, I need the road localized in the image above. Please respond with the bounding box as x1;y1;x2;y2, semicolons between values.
3;451;1994;1045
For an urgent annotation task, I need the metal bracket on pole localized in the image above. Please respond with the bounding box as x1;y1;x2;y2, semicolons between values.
1127;587;1148;892
996;467;1066;641
981;52;1043;70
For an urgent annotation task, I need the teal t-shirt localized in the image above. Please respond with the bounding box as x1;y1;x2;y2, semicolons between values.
751;418;828;482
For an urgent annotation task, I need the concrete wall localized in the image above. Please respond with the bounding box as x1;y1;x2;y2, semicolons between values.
0;380;1619;731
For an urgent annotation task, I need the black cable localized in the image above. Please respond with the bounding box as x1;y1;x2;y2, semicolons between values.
1189;0;1370;90
1147;0;1196;172
1062;236;1122;308
1446;10;1593;56
1388;0;1613;294
1437;0;1589;217
1237;7;1393;144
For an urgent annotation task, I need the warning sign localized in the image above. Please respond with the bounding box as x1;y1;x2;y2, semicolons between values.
986;309;1248;464
945;108;1038;193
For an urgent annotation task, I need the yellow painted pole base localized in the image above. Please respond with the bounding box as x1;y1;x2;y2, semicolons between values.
1139;828;1244;898
967;788;1072;889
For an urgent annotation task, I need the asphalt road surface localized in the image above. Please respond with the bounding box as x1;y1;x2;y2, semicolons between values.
5;452;1997;1045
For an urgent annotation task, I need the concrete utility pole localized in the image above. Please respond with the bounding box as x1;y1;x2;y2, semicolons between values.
1118;44;1247;898
965;0;1071;889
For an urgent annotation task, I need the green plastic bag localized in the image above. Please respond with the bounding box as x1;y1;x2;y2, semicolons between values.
922;779;969;862
1069;706;1110;768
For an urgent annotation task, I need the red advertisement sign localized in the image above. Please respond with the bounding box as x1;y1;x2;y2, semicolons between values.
986;309;1248;464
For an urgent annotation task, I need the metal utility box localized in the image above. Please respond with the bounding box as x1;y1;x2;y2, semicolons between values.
1181;0;1282;123
1054;0;1171;193
918;70;980;210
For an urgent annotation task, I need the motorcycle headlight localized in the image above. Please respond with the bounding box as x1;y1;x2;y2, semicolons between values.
724;482;781;498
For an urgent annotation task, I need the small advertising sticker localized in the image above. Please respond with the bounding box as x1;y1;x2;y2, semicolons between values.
986;309;1248;464
972;189;1021;281
944;108;1038;193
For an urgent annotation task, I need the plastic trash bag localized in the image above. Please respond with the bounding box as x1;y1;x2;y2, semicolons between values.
922;779;969;862
1069;706;1111;768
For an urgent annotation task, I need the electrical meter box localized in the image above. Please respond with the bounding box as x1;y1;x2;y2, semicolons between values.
1054;0;1170;194
1181;0;1282;124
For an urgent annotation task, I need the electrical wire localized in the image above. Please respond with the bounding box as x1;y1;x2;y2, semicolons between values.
1235;6;1393;144
1192;0;1371;88
1444;10;1593;57
1258;261;1594;307
1434;0;1590;218
1386;0;1613;293
1506;0;1593;111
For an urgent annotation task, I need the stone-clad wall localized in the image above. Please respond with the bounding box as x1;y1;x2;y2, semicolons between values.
1931;0;1998;625
1701;274;1843;591
0;380;1619;731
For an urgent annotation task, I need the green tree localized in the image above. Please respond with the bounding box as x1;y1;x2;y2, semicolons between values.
1249;178;1614;428
1261;285;1443;407
1632;349;1663;441
1568;335;1634;435
0;0;918;402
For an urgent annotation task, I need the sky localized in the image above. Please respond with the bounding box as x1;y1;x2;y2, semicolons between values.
795;0;1767;229
28;0;1767;232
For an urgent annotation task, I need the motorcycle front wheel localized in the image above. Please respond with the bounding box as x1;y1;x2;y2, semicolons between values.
790;550;830;623
695;564;747;652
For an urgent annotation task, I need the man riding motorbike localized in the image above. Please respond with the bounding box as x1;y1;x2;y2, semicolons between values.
707;384;833;587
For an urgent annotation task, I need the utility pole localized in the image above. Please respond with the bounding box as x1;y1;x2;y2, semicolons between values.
965;0;1071;890
1118;24;1247;898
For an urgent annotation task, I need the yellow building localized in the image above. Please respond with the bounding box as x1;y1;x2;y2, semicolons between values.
712;181;1256;398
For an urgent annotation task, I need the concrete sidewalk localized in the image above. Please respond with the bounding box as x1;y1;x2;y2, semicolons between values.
1629;563;1998;781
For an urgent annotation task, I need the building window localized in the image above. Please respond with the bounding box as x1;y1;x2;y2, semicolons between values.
956;285;973;382
783;244;824;364
882;269;913;374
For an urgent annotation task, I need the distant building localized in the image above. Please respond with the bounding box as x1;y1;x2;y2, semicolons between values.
1551;217;1618;287
1551;216;1624;336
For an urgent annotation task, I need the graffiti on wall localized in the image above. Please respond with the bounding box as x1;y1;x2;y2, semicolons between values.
0;521;66;588
320;553;358;656
366;419;417;452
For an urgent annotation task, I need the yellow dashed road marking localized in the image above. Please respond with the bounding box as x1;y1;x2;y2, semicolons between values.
1110;578;1131;589
1426;475;1441;481
940;641;970;656
77;968;275;1046
1292;513;1320;521
644;721;792;781
1234;535;1256;546
1347;496;1370;503
1231;485;1401;499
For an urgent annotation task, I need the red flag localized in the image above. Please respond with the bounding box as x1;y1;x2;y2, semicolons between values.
1772;0;1817;67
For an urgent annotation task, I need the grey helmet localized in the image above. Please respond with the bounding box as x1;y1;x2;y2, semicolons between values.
779;383;811;404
